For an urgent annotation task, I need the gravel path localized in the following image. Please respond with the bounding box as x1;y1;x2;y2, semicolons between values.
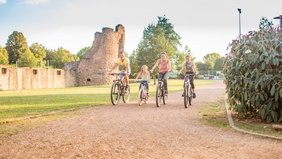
0;81;281;159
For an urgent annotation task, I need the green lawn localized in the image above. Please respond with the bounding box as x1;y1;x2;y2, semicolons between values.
0;79;218;123
200;96;282;138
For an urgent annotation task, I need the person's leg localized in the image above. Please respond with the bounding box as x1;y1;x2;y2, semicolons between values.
163;72;170;93
124;75;129;86
139;83;142;90
190;76;196;98
145;81;149;96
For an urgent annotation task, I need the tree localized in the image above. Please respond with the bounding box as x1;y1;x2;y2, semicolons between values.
135;16;182;73
45;49;56;67
30;43;46;67
214;57;225;71
17;49;37;67
77;46;91;59
174;51;185;71
203;53;221;69
156;16;181;53
128;50;139;78
5;31;29;64
195;62;209;74
50;47;79;68
0;46;9;65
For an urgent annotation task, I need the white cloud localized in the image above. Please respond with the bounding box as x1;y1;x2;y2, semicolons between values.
0;0;7;5
20;0;49;5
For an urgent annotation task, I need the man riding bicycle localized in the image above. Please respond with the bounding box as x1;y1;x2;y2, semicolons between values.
109;51;131;91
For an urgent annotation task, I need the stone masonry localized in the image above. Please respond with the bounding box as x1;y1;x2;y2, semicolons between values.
65;24;125;86
0;65;65;90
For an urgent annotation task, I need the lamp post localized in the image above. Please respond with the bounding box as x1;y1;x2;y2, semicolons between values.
273;15;282;29
237;8;242;39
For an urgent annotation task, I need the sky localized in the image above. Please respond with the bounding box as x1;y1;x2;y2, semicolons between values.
0;0;281;61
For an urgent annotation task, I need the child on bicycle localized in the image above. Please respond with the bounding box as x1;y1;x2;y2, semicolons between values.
179;54;196;98
135;65;150;95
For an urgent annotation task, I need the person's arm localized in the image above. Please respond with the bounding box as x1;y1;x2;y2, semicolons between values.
135;72;141;81
192;62;197;74
150;59;159;72
168;60;172;72
148;71;151;82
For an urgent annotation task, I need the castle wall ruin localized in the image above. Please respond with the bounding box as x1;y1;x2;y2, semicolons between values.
0;65;65;90
65;24;125;86
0;24;124;90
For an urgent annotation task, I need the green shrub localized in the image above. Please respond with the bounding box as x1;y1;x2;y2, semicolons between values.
224;24;282;123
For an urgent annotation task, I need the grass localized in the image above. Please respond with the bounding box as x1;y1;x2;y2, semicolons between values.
0;79;218;137
0;79;217;123
200;96;282;139
233;117;282;138
199;97;229;128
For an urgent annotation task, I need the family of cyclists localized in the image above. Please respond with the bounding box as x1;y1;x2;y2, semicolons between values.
109;50;196;106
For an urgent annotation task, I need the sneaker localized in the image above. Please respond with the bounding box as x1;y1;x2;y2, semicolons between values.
164;90;168;96
193;93;196;98
147;93;150;97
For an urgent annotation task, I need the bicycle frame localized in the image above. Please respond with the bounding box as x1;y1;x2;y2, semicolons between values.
184;74;193;98
156;77;167;107
183;74;194;107
137;80;149;105
110;72;130;105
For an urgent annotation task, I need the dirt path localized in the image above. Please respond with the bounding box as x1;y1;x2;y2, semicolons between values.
0;81;281;159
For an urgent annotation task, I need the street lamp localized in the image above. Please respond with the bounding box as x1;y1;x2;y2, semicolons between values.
273;15;282;29
237;8;242;39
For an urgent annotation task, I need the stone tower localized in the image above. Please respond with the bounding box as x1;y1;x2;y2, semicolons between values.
64;24;125;86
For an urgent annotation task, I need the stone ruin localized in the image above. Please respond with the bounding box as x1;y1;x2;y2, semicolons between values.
0;65;65;90
65;24;125;86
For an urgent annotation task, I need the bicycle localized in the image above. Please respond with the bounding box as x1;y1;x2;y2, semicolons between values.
136;80;149;106
156;77;167;107
110;72;130;105
183;73;194;108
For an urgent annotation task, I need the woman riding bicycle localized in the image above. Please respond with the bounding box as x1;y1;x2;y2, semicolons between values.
150;52;171;95
179;55;196;98
135;65;150;96
109;51;131;91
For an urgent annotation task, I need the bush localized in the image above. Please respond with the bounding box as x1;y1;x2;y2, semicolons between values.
224;26;282;123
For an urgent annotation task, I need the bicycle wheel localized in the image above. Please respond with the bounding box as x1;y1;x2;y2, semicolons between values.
188;87;192;105
156;84;161;107
162;88;167;105
122;85;130;103
111;81;120;105
184;85;188;108
138;90;143;106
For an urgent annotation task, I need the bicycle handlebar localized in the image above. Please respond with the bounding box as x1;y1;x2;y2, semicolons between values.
109;72;128;76
135;80;150;83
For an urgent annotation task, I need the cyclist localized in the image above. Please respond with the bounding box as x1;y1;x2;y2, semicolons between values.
135;65;150;96
109;51;131;91
179;55;196;98
150;52;171;95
